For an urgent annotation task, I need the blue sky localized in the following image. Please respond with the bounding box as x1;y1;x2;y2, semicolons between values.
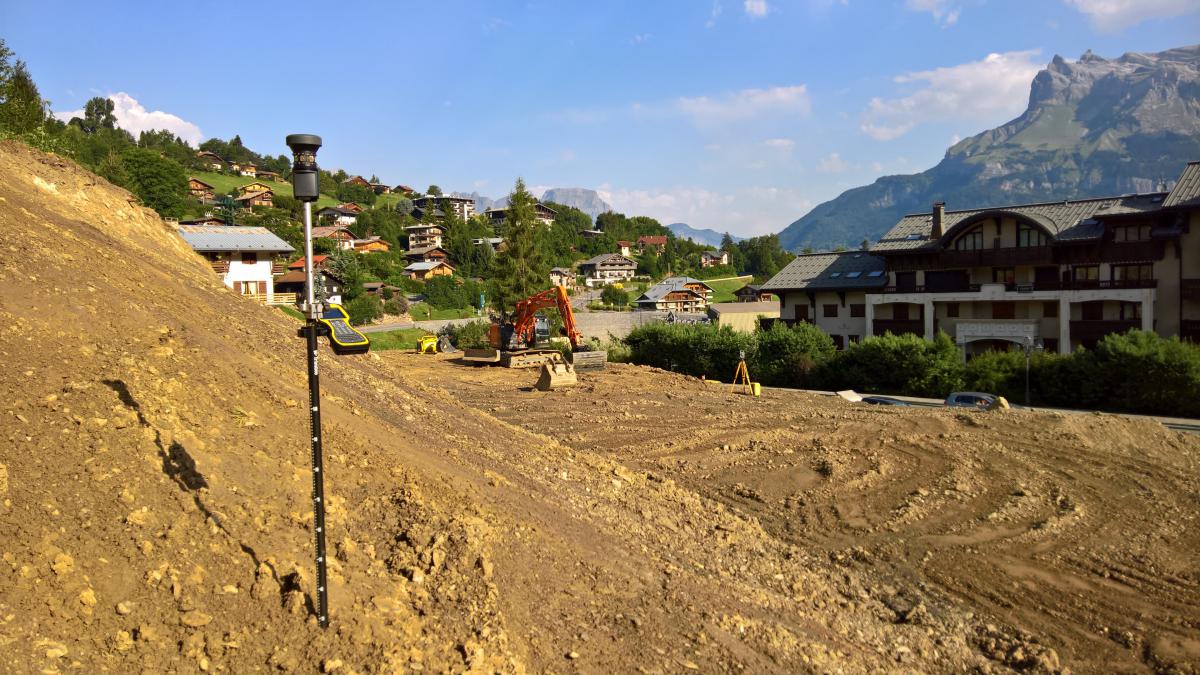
4;0;1199;236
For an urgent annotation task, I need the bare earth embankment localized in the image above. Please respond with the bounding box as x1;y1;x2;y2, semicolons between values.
1;141;1198;673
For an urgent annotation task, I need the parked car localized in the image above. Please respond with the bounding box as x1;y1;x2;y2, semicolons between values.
862;396;910;406
944;392;999;410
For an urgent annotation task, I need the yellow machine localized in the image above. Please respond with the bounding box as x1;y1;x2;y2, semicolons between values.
417;334;439;354
318;304;370;355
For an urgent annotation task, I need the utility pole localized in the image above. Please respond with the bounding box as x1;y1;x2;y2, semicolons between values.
286;134;330;629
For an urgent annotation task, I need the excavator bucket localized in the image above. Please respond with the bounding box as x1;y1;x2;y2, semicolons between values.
535;361;578;391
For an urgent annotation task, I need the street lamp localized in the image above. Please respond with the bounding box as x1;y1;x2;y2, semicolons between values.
1022;336;1043;407
285;133;331;629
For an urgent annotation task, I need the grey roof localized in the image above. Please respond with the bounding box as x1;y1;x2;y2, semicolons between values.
550;267;572;274
708;300;781;315
405;261;452;271
1164;162;1200;208
582;253;636;267
178;225;294;253
317;206;358;216
405;223;445;232
635;277;712;304
760;252;886;292
872;193;1169;252
659;276;713;290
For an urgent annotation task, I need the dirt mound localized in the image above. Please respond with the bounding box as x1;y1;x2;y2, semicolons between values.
1;141;1199;673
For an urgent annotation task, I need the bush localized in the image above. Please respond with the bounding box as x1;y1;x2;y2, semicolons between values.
383;295;409;316
424;276;483;310
345;295;383;326
624;323;755;380
812;331;964;398
440;320;492;349
752;322;835;387
600;285;629;307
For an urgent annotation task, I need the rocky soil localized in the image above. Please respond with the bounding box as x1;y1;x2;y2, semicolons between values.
1;141;1198;673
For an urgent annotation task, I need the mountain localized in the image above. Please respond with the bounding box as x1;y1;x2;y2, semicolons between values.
540;187;612;220
667;222;744;247
452;191;495;213
779;44;1200;251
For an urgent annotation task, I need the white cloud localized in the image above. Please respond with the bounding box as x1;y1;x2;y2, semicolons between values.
764;138;795;150
905;0;960;25
631;33;652;44
673;84;810;126
599;183;812;236
744;0;769;18
706;1;723;27
860;50;1042;141
1062;0;1199;31
816;152;851;173
55;92;203;145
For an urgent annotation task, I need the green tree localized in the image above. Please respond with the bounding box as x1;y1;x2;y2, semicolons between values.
96;149;130;189
120;147;188;217
426;184;442;196
81;96;116;133
753;322;835;386
600;285;629;307
0;53;48;134
491;178;547;314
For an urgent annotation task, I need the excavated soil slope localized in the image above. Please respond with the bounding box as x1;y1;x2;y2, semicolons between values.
1;141;1198;673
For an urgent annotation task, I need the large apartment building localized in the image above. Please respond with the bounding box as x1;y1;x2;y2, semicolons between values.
764;161;1200;354
412;194;477;220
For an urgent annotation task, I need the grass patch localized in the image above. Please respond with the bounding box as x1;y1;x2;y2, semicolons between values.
368;328;429;351
276;305;305;321
706;277;753;303
407;305;479;321
190;171;340;209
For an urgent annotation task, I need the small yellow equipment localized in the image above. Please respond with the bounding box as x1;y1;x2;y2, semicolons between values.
318;304;370;355
732;350;758;396
417;334;439;354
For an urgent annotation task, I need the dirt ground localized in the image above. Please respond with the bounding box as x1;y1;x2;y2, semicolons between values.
1;141;1199;673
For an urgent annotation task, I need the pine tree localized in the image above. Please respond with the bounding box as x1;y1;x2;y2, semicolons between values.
491;178;547;315
0;58;47;134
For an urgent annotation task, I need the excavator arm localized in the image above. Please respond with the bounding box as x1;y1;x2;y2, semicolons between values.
509;285;583;350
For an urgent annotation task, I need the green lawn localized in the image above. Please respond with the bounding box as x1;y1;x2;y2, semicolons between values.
276;305;305;321
407;305;480;321
706;277;754;303
368;328;429;351
189;171;340;209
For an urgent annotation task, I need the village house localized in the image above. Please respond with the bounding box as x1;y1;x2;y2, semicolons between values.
311;225;356;251
410;206;446;221
405;260;456;281
339;202;364;213
617;240;632;257
550;267;576;289
256;170;281;182
485;203;556;232
196;151;225;171
637;235;668;253
394;184;415;195
187;177;215;201
472;237;505;252
179;216;226;227
764;161;1200;354
234;189;274;210
237;182;272;196
370;182;392;194
274;268;345;305
406;223;445;250
238;162;257;178
734;284;775;302
700;250;729;268
635;277;714;312
406;246;450;264
343;175;373;189
316;205;359;228
579;253;637;287
288;254;332;273
707;301;781;332
178;224;294;303
352;236;391;253
412;194;476;220
760;252;887;350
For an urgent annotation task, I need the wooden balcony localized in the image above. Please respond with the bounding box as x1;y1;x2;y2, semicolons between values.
1069;319;1138;341
881;284;980;294
1032;279;1157;291
243;292;297;306
210;261;229;274
872;319;924;336
271;261;287;275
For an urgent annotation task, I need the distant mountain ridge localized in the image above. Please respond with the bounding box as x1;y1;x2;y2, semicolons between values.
540;188;612;220
779;44;1200;251
667;223;743;247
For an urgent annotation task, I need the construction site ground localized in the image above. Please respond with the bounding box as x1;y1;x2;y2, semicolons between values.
1;141;1199;673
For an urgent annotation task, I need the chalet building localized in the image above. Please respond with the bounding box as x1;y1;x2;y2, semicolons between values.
310;226;356;251
637;235;668;253
579;253;637;287
338;202;364;214
411;207;446;221
234;190;274;210
635;277;715;312
406;246;450;264
316;206;359;227
763;160;1200;354
188;177;215;201
180;216;226;227
370;183;392;194
343;175;373;189
550;267;576;289
406;224;445;250
196;151;225;171
485;203;556;232
617;240;632;257
238;163;257;177
394;184;415;195
760;252;888;350
352;237;391;253
700;250;729;268
256;170;281;182
734;284;775;302
708;301;781;332
288;254;332;272
405;260;455;281
237;182;272;196
274;268;345;305
413;195;476;220
178;224;294;303
472;237;505;252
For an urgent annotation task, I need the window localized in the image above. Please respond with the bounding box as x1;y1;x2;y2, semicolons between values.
1081;301;1104;321
1043;301;1058;319
241;252;258;264
868;270;884;277
794;303;810;321
850;304;865;318
829;272;842;278
992;302;1015;320
832;335;845;350
1073;266;1099;282
954;228;984;250
1043;338;1058;353
946;302;960;318
1017;224;1049;247
823;304;838;318
848;335;861;344
1112;263;1153;282
992;267;1015;284
1112;224;1152;242
846;271;862;278
893;304;909;321
1119;302;1142;320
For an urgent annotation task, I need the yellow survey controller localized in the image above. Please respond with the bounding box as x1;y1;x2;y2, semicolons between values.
319;304;370;355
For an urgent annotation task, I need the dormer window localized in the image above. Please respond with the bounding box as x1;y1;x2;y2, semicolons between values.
954;227;984;251
1113;224;1152;242
1017;224;1048;247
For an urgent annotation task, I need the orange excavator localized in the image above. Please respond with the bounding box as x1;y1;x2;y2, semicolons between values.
462;285;607;371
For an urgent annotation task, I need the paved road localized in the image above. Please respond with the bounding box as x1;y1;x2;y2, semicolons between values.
360;317;481;334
